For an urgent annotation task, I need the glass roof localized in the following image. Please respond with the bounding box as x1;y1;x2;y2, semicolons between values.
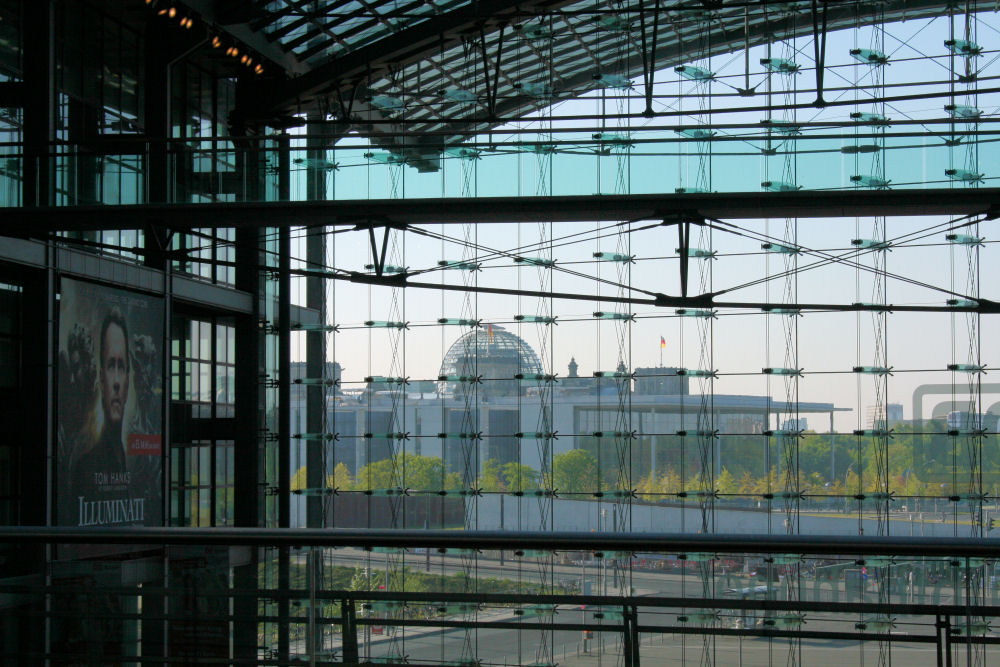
236;0;997;168
257;0;473;66
317;0;977;145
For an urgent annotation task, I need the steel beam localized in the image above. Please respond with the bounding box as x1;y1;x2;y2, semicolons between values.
2;188;998;235
21;1;54;208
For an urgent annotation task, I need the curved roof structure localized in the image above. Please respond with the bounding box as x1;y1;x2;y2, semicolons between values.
230;0;994;150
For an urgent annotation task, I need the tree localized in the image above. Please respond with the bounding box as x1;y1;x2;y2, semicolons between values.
328;462;354;490
659;467;682;495
502;462;540;493
478;458;505;492
552;449;599;495
290;465;308;492
636;471;662;500
805;471;827;495
293;462;354;492
844;468;861;495
752;467;779;496
354;454;461;492
716;467;737;495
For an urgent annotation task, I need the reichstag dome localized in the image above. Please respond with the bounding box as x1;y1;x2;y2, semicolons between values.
438;325;543;397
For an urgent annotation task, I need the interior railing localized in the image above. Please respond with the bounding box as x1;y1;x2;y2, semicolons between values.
1;528;998;666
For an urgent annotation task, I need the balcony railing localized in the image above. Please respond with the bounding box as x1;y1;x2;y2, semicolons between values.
1;527;999;665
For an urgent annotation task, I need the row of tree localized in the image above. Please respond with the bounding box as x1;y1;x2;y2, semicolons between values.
291;422;1000;497
290;450;599;494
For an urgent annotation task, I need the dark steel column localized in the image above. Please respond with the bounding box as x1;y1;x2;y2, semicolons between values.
21;1;54;207
303;121;328;661
233;140;264;664
276;133;292;663
143;22;169;206
305;119;327;531
142;20;173;270
341;597;359;664
21;4;54;662
137;24;174;663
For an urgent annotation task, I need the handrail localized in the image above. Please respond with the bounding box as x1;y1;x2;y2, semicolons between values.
2;526;999;557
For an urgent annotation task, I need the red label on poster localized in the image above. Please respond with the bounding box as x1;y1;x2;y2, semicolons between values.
128;434;161;455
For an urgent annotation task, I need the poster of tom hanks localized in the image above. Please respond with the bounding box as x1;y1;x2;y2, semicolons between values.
56;278;163;538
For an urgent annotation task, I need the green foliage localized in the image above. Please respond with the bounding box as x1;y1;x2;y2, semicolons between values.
629;424;1000;499
478;458;505;492
290;461;356;494
297;420;1000;503
353;453;462;492
502;461;540;492
552;449;599;494
290;465;308;492
716;467;737;495
478;459;540;492
330;462;354;489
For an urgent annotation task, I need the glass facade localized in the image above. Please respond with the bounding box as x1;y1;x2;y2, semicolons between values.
170;316;236;526
0;1;999;665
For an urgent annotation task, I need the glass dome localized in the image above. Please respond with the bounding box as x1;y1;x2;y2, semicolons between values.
439;325;543;397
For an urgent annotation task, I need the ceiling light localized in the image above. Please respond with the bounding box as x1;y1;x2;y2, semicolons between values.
211;36;221;48
168;7;176;18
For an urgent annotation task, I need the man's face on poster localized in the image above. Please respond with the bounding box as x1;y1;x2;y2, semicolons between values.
101;322;129;427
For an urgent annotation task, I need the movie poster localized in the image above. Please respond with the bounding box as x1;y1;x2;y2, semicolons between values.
56;278;163;534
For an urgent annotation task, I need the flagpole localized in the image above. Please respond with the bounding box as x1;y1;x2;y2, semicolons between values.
659;338;663;368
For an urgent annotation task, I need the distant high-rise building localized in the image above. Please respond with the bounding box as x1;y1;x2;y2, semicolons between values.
865;403;903;428
946;411;998;431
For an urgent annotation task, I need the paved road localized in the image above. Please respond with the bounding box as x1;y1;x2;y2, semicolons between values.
312;547;968;604
290;549;987;665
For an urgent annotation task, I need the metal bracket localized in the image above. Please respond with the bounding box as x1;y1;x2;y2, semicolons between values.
660;213;705;299
737;7;758;96
637;0;661;118
336;80;361;126
342;598;359;664
677;220;691;298
479;22;506;121
811;0;829;107
349;218;408;277
368;226;392;277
